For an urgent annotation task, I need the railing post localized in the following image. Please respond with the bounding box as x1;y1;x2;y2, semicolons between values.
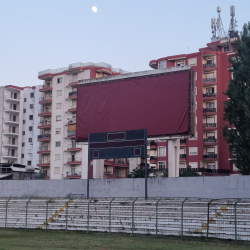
155;197;162;236
181;198;187;240
235;199;241;242
109;198;115;233
87;199;91;233
45;199;51;231
206;199;213;240
25;198;31;230
132;198;138;235
5;198;11;228
65;198;71;231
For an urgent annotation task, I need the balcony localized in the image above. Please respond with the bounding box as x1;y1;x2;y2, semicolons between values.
39;95;52;104
39;84;53;93
180;154;186;158
2;153;18;159
4;94;20;103
203;123;217;128
204;138;217;143
3;117;19;125
4;106;20;114
3;129;19;136
67;144;82;152
203;78;217;84
37;160;50;167
68;91;77;99
38;108;52;117
67;131;76;139
37;146;51;154
203;108;216;113
68;117;76;125
203;93;217;98
180;139;186;144
66;171;81;179
150;156;157;163
2;140;19;148
114;158;128;166
203;63;216;69
37;134;51;141
203;153;217;159
38;120;51;129
68;104;77;113
67;157;82;165
68;78;80;87
150;141;157;149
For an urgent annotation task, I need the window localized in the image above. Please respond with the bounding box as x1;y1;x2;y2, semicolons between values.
158;61;166;69
56;115;61;121
207;163;215;169
21;154;24;158
30;93;34;98
55;141;61;147
22;143;25;147
158;161;166;170
54;167;60;174
28;138;32;143
57;90;62;96
27;161;31;166
176;61;184;67
188;58;197;66
29;115;33;120
29;126;33;131
189;147;198;155
23;109;26;113
23;120;25;124
22;131;25;135
56;103;62;109
24;98;26;102
223;46;230;52
55;154;60;160
55;128;61;134
57;78;63;83
189;162;198;168
158;146;166;157
30;104;34;109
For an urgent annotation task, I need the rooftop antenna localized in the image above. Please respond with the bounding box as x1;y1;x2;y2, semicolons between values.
216;6;227;39
228;5;237;38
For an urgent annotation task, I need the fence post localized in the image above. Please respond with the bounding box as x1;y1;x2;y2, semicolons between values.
25;198;31;230
132;198;138;235
65;198;71;231
206;199;213;240
5;198;11;228
45;199;51;231
87;199;91;233
109;198;115;233
155;197;162;236
181;198;187;240
235;199;241;242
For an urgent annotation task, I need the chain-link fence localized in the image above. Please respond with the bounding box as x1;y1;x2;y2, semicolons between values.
0;198;250;241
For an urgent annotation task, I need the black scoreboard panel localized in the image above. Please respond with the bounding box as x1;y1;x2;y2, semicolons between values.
88;129;147;160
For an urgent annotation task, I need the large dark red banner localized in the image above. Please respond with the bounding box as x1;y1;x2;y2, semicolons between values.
76;71;190;141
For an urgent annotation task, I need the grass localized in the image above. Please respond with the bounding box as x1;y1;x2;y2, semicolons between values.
0;229;249;250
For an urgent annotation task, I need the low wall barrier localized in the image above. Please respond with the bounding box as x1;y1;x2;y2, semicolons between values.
0;198;250;241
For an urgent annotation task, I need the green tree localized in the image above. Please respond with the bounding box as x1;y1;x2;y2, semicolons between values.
179;166;200;177
223;23;250;175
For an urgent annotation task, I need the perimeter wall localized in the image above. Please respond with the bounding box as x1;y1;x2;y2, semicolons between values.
0;176;249;199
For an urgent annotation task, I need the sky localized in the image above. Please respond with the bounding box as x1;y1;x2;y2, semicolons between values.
0;0;249;87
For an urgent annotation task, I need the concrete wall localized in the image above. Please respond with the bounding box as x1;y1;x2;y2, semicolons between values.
0;176;250;199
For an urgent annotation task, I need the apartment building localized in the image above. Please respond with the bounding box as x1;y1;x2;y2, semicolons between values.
148;38;237;175
37;62;129;179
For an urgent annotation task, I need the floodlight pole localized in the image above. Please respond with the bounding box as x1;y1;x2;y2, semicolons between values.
145;130;148;200
87;135;90;199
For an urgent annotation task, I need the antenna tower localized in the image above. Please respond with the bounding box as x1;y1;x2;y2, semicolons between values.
211;6;227;41
228;5;238;38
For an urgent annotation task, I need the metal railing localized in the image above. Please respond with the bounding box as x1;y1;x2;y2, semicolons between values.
180;154;186;158
3;129;19;134
203;78;217;83
203;138;217;143
67;157;82;163
66;171;81;176
67;131;76;137
39;95;52;102
68;117;76;124
67;144;77;149
179;168;230;174
68;104;77;110
39;84;52;90
38;120;51;126
180;139;186;143
37;134;51;139
69;91;77;97
203;93;217;97
150;156;157;160
203;123;217;128
203;153;218;158
37;146;50;151
38;108;52;114
203;108;216;112
203;63;216;68
37;159;50;164
1;197;250;242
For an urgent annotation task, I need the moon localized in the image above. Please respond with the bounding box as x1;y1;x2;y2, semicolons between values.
92;6;97;13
